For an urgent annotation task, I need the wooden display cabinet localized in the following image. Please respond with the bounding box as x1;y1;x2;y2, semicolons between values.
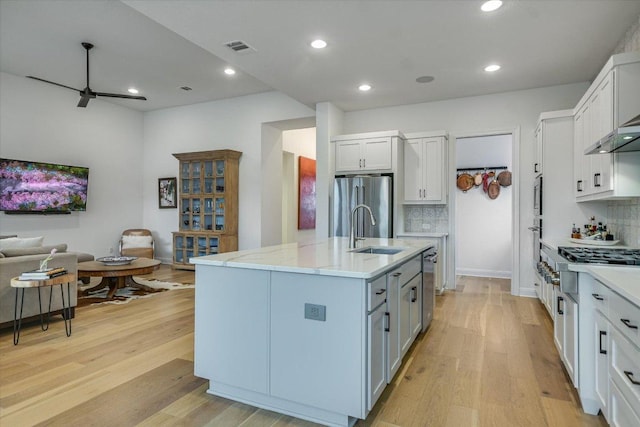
172;149;241;270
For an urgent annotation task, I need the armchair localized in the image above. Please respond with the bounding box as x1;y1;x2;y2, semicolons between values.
119;229;154;259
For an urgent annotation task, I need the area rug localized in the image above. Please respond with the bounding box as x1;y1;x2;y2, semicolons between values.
77;277;194;307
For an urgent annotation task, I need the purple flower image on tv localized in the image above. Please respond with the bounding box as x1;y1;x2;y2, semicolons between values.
0;158;89;212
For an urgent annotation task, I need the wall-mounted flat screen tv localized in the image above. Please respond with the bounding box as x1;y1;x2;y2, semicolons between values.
0;158;89;213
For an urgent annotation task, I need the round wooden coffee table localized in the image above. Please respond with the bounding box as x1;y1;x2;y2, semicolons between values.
78;258;161;299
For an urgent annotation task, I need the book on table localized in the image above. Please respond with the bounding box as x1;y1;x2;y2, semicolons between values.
19;267;67;280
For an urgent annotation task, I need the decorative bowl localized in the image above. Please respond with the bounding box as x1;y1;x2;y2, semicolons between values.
96;256;138;266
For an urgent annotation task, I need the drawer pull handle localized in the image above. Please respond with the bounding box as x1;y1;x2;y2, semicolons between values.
592;293;604;301
384;312;390;332
392;272;401;277
599;330;607;355
557;296;564;315
411;286;417;303
624;371;640;386
375;289;386;295
620;318;638;329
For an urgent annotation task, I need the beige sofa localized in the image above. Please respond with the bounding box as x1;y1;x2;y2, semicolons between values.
0;243;93;327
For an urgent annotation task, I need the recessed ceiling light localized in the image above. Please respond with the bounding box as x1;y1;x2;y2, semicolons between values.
599;150;608;153
358;84;372;92
127;88;139;94
416;76;435;83
311;39;327;49
224;67;236;75
484;64;501;72
481;1;503;12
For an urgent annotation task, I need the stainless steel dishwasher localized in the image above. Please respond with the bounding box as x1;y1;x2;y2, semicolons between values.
422;247;437;332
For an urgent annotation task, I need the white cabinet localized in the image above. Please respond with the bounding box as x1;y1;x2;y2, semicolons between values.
386;269;402;381
367;277;387;410
400;274;422;356
554;287;578;387
335;137;392;172
573;52;640;201
403;136;447;204
534;122;543;175
595;311;610;420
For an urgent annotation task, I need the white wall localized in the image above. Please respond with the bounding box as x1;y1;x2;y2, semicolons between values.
141;91;314;261
282;127;316;243
315;102;344;240
320;82;591;296
455;135;512;278
0;71;144;257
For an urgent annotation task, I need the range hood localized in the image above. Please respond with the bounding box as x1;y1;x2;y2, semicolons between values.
585;114;640;154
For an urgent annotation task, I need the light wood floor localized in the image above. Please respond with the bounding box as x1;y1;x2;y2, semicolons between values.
0;268;607;427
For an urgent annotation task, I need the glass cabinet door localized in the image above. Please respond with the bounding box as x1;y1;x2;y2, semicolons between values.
215;197;225;231
174;235;184;263
204;161;214;194
197;236;207;256
204;198;213;231
209;236;219;254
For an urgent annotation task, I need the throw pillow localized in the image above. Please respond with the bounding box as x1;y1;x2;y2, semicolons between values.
0;236;44;250
0;243;67;257
121;235;153;249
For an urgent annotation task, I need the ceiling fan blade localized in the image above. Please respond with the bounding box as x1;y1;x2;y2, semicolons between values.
26;76;81;92
95;92;147;101
77;96;91;108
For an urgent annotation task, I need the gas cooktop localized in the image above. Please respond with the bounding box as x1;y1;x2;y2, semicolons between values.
558;246;640;265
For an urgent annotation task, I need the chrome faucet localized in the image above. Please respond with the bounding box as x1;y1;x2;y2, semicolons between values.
349;204;376;249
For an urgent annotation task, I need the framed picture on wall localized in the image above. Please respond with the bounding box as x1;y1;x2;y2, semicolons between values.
158;177;177;209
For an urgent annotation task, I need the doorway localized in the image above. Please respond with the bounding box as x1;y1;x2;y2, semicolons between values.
449;130;520;295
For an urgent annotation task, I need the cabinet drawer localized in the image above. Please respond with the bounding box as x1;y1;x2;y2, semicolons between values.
399;255;421;283
610;378;640;427
368;275;387;311
610;290;640;348
610;328;640;416
591;279;610;316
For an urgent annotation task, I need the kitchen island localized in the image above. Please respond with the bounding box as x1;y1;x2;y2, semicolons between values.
190;237;434;427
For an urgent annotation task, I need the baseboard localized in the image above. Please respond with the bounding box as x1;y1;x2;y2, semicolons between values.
455;268;511;279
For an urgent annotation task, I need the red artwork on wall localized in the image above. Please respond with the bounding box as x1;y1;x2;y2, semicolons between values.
298;156;316;230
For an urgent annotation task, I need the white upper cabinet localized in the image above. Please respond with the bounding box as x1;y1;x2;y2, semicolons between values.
534;122;543;176
573;52;640;201
403;134;448;204
335;137;392;173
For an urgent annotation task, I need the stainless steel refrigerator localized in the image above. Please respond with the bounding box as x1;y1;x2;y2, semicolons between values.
332;175;393;238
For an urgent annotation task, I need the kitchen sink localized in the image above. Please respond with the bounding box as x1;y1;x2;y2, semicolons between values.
349;246;405;255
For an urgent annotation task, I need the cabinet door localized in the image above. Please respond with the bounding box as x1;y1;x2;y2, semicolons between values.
408;274;422;338
362;138;392;170
386;271;401;381
403;140;423;203
399;282;412;356
367;305;386;410
563;294;578;386
335;140;362;172
535;123;543;175
574;111;585;197
554;288;565;356
423;138;444;202
595;311;609;420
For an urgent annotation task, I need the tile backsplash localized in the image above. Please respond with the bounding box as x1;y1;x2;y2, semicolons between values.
607;198;640;247
403;205;449;233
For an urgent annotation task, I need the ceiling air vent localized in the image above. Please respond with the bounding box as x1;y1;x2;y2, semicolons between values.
224;40;256;54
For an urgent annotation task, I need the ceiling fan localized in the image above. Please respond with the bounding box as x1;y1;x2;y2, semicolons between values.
27;42;147;107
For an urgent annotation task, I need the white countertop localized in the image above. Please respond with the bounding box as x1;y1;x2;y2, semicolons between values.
396;232;448;238
190;237;434;279
569;265;640;307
